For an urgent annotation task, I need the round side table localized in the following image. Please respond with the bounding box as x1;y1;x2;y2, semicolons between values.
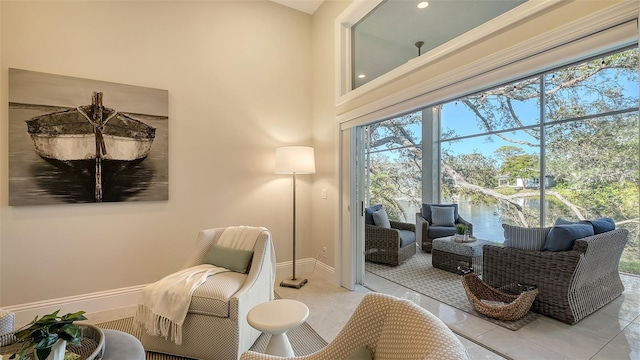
247;299;309;357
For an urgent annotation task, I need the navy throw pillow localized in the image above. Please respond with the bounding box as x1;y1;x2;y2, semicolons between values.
365;204;383;225
588;218;615;234
554;218;590;226
543;224;595;252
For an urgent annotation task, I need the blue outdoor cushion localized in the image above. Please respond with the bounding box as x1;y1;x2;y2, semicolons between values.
428;226;457;239
589;218;615;234
554;218;590;226
554;217;615;235
372;208;391;229
399;230;416;247
430;206;456;226
543;224;595;252
365;204;383;225
422;203;458;224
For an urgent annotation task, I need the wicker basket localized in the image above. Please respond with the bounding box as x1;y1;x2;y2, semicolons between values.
461;272;538;321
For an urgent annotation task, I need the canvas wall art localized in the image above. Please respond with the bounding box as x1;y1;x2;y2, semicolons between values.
8;69;169;206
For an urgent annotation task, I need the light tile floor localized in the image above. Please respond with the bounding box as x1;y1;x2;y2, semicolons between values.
275;271;640;360
87;271;640;360
275;273;505;360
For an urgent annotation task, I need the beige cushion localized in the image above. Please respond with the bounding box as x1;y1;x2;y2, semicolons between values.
188;272;247;317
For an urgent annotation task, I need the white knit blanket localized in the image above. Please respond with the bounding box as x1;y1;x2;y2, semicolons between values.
135;264;228;344
134;226;263;345
217;225;264;251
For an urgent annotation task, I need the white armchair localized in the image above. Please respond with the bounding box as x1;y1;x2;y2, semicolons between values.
141;227;276;360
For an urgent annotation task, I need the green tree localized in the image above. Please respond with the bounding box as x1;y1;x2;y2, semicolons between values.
499;152;539;190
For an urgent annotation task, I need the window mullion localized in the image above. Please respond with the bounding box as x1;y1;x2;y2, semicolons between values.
540;76;547;227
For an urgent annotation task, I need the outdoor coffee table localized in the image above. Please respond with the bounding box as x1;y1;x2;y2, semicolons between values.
247;299;309;357
432;236;495;275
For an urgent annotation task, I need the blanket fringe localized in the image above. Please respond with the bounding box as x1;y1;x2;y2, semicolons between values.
135;304;183;345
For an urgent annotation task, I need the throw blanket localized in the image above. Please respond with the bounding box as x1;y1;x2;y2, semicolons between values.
135;226;264;344
135;264;229;345
217;225;264;250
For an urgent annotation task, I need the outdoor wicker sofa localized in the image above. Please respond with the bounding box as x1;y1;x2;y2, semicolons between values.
483;228;629;324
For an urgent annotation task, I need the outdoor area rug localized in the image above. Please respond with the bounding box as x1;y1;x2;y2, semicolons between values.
365;250;540;331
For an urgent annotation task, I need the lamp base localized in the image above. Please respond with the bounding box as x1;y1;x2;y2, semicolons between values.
280;277;308;289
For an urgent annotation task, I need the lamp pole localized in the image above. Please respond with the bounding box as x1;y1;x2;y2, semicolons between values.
291;172;297;280
276;146;314;289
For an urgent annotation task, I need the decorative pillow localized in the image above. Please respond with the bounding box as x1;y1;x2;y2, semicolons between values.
204;244;254;273
421;203;458;224
588;217;615;234
345;345;373;360
502;224;551;251
554;218;590;226
372;208;391;229
543;224;595;252
554;217;615;235
430;206;455;226
365;204;383;225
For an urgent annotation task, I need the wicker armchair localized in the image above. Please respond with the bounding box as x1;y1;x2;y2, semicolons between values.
365;221;416;266
416;203;473;252
483;228;629;324
240;292;470;360
364;204;416;266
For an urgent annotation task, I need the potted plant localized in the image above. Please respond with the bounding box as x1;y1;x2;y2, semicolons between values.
455;224;469;242
10;310;87;360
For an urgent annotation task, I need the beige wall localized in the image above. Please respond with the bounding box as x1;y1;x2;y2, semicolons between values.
309;0;351;269
0;0;313;306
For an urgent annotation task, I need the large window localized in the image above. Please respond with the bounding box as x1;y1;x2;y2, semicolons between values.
442;47;639;274
365;113;422;222
366;47;639;274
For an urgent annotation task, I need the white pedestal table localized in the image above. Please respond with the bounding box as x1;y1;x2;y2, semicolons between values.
247;299;309;357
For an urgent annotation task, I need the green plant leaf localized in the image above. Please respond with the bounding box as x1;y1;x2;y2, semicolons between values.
59;324;82;345
35;346;52;360
36;333;59;349
60;311;86;322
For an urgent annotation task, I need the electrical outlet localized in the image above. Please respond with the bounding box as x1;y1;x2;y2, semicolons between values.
322;246;327;258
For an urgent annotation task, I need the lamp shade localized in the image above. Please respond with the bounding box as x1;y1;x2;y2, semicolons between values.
275;146;316;174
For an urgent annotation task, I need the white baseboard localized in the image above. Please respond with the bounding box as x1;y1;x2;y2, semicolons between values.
276;257;336;285
3;258;336;328
3;285;146;328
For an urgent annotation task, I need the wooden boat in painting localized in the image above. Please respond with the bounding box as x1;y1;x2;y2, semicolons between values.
26;92;156;202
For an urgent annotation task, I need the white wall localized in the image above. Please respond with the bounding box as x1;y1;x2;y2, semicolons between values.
0;0;314;307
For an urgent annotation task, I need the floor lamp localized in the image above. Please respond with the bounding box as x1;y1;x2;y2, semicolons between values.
275;146;316;289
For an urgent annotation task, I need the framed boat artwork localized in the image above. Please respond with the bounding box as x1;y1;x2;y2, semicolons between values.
8;68;169;205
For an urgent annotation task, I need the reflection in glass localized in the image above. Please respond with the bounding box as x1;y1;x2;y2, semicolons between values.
352;0;525;89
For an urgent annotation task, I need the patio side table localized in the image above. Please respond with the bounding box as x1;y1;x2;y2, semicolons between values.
432;236;495;275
